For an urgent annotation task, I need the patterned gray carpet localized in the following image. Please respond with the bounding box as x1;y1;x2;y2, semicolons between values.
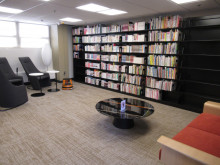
0;82;199;165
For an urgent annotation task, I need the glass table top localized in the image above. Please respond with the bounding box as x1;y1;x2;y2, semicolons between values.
96;98;154;119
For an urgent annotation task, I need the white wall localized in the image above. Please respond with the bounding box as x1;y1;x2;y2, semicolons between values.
0;47;54;82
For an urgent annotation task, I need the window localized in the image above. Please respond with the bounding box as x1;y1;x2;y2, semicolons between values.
19;23;49;48
0;21;17;47
0;21;50;48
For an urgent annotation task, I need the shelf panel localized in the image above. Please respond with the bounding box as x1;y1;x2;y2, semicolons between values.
147;64;176;68
179;79;220;87
84;59;101;62
180;54;220;56
179;67;220;72
85;75;100;79
100;78;120;83
81;30;149;36
100;69;121;73
146;75;176;81
122;82;143;86
181;40;220;42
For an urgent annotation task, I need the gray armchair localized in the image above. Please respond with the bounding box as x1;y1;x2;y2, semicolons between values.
0;57;23;85
19;57;51;90
0;70;28;108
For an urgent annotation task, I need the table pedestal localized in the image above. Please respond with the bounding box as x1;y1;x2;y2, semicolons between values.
29;73;45;97
31;93;45;97
113;118;134;129
48;72;60;92
48;89;60;92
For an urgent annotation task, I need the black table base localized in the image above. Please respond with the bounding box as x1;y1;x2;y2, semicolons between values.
48;89;60;92
113;118;134;129
31;93;45;97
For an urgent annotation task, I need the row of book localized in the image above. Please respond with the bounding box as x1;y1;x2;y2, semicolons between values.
122;45;146;53
101;80;120;90
148;43;178;54
101;72;120;81
101;45;120;52
148;29;181;42
85;62;100;69
121;22;146;31
84;53;145;64
146;77;175;91
122;34;145;42
85;76;100;86
73;37;81;43
101;54;120;62
84;25;101;35
76;43;177;54
102;25;121;33
85;45;100;52
148;15;182;30
145;88;161;100
102;35;121;43
73;44;83;51
82;36;101;43
121;74;142;86
73;15;181;35
101;62;120;72
121;65;144;75
146;66;177;79
85;53;100;61
75;21;146;35
120;83;142;95
121;55;145;64
86;69;100;77
147;55;178;67
72;27;83;35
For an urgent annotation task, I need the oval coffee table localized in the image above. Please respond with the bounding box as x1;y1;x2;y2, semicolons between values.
96;98;154;129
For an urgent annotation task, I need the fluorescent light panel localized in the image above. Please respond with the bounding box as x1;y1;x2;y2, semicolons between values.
171;0;199;4
0;6;23;14
76;3;127;16
76;3;109;12
60;17;82;22
98;9;127;15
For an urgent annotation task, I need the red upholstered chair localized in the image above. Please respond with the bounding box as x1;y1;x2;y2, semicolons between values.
157;101;220;165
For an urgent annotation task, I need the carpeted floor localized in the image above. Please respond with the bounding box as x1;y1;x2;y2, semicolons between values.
0;82;199;165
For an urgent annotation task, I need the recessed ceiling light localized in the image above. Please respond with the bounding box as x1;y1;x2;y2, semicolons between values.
0;6;24;14
59;17;82;22
170;0;199;4
98;9;127;15
76;3;109;12
42;0;51;1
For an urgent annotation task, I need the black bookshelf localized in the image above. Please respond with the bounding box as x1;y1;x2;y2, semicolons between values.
175;15;220;112
72;15;220;113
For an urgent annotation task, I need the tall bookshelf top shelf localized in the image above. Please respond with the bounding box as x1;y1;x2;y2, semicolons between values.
72;27;184;36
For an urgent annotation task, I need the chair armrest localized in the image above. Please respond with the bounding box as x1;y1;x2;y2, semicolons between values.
157;136;220;165
203;101;220;116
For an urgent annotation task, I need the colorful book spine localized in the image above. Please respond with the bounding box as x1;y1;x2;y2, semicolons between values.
145;88;161;100
147;55;178;67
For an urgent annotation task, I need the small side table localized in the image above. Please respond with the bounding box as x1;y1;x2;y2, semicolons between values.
46;70;60;92
29;73;45;97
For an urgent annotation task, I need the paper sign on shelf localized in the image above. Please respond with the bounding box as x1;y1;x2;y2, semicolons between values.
121;100;126;112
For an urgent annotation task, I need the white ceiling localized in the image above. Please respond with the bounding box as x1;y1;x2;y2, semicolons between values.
0;0;220;25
